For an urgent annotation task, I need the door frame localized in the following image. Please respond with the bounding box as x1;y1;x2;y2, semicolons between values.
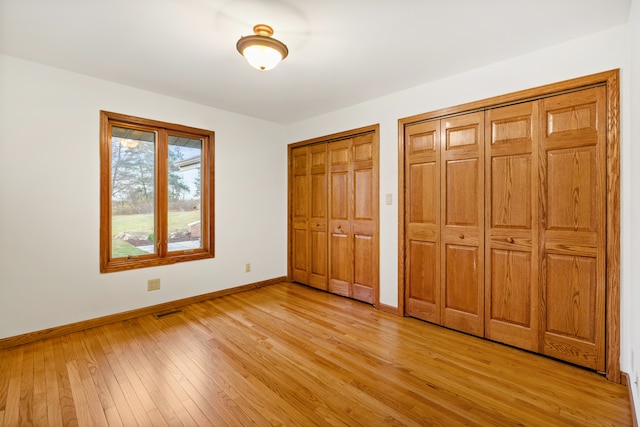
397;70;620;382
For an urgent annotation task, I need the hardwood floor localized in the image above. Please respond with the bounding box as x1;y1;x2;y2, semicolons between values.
0;282;632;426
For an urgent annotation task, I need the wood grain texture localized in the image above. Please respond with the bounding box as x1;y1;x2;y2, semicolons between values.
605;70;621;383
485;101;539;353
290;125;380;306
398;69;620;380
0;277;286;351
0;282;632;426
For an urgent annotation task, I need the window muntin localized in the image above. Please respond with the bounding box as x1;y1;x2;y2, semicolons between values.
100;111;214;272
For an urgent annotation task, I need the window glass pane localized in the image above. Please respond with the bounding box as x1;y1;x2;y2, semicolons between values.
110;126;156;258
168;135;203;251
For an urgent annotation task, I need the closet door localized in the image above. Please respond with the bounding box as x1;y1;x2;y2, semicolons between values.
441;112;484;336
290;146;309;284
328;134;378;304
539;87;606;371
328;139;352;297
485;102;539;351
405;120;441;323
351;133;378;304
308;144;328;290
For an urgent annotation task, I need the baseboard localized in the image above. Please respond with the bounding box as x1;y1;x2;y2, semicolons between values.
0;276;287;350
379;303;400;316
623;372;638;427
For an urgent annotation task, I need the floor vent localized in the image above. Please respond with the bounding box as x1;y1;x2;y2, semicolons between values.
154;309;184;319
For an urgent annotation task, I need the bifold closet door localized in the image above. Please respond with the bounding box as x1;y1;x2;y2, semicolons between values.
441;112;485;337
328;134;378;304
485;102;539;351
290;146;309;284
308;144;328;290
539;87;606;371
405;120;441;323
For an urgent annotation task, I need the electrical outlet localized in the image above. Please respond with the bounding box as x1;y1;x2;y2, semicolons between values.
245;263;251;273
148;278;160;291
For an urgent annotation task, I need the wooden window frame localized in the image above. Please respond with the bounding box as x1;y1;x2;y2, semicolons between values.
100;111;215;273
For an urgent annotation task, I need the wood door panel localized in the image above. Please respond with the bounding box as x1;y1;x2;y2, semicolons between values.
353;234;374;304
441;112;484;336
353;139;373;162
309;229;327;290
546;147;598;232
446;124;480;149
408;127;437;155
310;148;326;168
442;244;482;337
330;172;349;220
354;169;373;220
545;92;599;139
329;232;350;296
309;144;328;289
490;249;531;327
544;254;598;341
444;245;480;314
292;228;308;283
293;175;308;217
311;175;327;218
542;253;604;370
407;240;438;322
326;133;379;304
290;147;309;284
292;148;308;171
330;146;349;166
540;86;606;371
445;158;480;226
409;162;437;224
490;113;532;147
405;121;441;323
491;154;531;229
485;102;538;352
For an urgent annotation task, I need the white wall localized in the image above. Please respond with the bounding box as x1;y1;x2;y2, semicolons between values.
286;23;635;393
0;54;288;339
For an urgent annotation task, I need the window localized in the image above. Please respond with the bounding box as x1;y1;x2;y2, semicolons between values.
100;111;214;272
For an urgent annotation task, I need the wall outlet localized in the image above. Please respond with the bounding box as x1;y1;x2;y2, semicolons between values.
245;263;251;273
148;278;160;291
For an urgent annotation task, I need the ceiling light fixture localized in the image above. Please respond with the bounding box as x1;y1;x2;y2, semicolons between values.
236;24;288;71
119;138;139;148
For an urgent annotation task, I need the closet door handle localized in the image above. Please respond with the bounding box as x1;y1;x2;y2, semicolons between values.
506;237;514;243
458;233;464;239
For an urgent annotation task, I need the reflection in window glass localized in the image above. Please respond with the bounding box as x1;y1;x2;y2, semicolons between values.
168;135;203;251
110;126;156;258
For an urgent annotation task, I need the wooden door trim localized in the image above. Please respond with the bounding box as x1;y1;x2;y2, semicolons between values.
398;69;620;382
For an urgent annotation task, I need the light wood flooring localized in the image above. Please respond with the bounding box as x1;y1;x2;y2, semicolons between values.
0;282;633;426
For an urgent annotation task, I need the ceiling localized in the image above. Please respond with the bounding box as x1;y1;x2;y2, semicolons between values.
0;0;632;124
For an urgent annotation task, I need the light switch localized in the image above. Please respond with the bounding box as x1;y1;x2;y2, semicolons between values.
385;193;393;205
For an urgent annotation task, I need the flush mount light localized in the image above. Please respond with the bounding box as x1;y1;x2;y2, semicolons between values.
236;24;288;71
119;138;139;148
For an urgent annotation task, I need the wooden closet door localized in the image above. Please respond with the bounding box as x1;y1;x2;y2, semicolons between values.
539;87;606;371
290;146;309;284
405;120;441;323
441;112;484;336
351;133;378;304
308;144;328;290
328;139;352;297
485;102;539;351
